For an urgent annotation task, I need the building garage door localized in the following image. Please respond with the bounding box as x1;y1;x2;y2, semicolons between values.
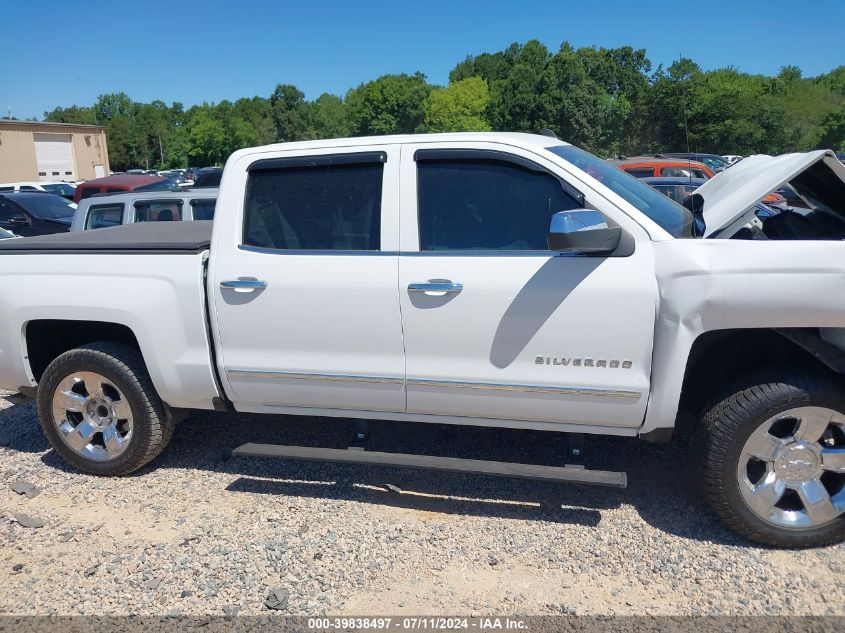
34;133;76;182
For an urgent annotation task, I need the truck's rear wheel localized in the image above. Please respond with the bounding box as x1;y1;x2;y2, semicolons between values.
36;342;174;476
698;373;845;547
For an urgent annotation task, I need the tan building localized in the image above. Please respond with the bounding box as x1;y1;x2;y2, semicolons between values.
0;120;110;183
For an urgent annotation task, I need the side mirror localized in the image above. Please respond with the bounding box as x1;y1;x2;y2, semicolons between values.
547;209;621;254
9;215;31;226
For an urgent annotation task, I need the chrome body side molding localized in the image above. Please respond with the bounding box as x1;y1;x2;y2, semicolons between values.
228;369;639;399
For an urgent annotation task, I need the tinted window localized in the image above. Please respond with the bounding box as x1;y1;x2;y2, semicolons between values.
42;183;75;197
16;194;75;219
106;188;125;193
79;187;100;200
0;199;17;221
548;145;695;238
20;185;39;191
135;201;182;222
0;187;13;193
190;199;216;221
86;204;124;229
244;162;383;250
624;168;655;178
417;159;580;251
661;167;710;180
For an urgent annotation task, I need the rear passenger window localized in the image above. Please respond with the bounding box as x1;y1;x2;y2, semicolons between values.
86;204;125;230
624;168;655;178
190;199;216;221
79;188;99;200
416;159;580;251
243;155;383;251
135;201;182;223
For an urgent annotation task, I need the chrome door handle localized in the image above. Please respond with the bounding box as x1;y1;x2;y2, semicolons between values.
408;281;463;295
220;279;267;292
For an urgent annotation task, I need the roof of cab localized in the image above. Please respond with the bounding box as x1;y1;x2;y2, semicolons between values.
77;188;219;205
227;132;570;161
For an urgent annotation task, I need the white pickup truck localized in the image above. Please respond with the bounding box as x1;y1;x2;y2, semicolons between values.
2;132;845;547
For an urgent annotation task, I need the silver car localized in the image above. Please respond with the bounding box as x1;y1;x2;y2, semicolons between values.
70;189;218;231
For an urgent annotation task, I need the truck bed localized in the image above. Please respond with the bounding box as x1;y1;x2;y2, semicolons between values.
0;221;213;253
0;220;220;409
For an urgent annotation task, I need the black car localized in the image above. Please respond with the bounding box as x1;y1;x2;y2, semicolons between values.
0;192;76;236
192;167;223;188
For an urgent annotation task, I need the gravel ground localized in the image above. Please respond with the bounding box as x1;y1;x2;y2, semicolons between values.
1;388;843;617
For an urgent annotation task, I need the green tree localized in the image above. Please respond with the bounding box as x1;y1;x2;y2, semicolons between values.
346;73;432;135
43;105;96;125
306;93;352;139
422;77;491;132
270;84;308;142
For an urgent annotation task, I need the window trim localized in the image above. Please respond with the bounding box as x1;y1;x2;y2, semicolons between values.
241;152;387;253
85;202;126;230
132;199;184;223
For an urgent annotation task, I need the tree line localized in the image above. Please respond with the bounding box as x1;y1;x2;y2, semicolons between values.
41;40;845;172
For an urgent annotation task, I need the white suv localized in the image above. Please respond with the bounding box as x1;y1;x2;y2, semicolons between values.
0;181;76;201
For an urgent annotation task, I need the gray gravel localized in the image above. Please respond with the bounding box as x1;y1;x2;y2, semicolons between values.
1;388;843;616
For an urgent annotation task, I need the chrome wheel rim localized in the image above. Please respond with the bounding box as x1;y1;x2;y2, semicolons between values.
51;372;133;461
738;406;845;529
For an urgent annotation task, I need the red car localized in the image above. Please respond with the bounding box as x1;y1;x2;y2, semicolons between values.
73;174;164;203
610;156;716;180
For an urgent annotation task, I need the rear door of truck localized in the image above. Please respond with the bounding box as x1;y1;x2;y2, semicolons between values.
208;145;406;413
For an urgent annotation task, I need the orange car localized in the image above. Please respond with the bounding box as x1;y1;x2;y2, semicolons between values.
610;156;715;180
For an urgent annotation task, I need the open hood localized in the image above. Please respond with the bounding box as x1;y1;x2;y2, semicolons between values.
694;150;845;237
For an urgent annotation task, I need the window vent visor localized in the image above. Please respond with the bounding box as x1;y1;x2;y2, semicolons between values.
247;151;387;172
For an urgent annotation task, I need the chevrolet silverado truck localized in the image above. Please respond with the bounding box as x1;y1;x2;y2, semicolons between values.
2;133;845;547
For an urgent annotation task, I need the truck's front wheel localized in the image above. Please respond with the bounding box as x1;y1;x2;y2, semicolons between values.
698;372;845;547
36;342;174;476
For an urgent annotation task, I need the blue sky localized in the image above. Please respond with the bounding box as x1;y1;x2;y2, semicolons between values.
2;0;843;119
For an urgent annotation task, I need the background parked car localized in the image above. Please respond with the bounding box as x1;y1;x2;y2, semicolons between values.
0;192;76;236
133;177;187;192
610;156;715;179
659;152;730;172
0;181;77;201
70;189;218;231
192;167;223;188
73;174;165;203
0;226;16;239
723;154;743;165
641;176;708;203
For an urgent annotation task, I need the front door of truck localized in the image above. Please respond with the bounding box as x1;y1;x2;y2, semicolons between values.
397;143;658;429
209;146;406;413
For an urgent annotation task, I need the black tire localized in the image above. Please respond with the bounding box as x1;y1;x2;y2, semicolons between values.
696;370;845;547
36;342;174;476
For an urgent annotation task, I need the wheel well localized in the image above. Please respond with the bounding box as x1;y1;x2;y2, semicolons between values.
674;328;843;444
25;320;141;383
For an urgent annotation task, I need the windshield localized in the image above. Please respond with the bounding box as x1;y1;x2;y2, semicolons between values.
41;183;75;197
17;194;76;219
547;145;695;238
702;157;728;172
